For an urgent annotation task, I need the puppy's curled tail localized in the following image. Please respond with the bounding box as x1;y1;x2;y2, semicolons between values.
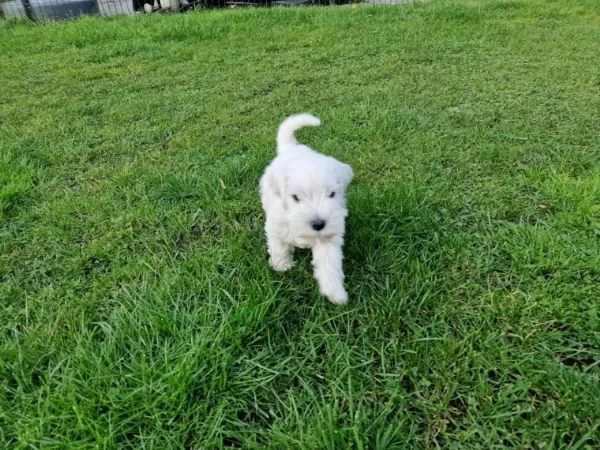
276;113;321;153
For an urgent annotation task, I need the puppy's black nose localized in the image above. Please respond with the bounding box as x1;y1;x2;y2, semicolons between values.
311;219;326;231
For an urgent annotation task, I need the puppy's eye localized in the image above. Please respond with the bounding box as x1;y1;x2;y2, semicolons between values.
292;194;300;202
329;192;336;198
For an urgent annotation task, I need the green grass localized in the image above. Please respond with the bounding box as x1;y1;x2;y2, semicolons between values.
1;0;599;447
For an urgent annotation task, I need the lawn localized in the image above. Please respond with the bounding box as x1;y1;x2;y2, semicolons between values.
1;0;599;447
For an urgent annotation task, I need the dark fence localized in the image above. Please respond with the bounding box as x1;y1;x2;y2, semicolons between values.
1;0;408;21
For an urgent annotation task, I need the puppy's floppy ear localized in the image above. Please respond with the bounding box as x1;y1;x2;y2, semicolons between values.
267;168;286;200
335;161;354;189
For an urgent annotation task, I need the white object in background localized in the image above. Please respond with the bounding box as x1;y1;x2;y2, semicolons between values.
161;0;179;10
97;0;135;16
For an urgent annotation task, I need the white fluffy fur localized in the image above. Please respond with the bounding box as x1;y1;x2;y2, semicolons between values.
260;114;353;305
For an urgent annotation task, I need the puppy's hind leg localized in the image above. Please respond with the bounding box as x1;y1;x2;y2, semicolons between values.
266;223;294;272
312;240;348;305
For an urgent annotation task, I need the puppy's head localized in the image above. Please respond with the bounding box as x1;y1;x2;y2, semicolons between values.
271;152;353;241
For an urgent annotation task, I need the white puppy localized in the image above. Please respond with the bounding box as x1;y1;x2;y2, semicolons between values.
260;114;353;305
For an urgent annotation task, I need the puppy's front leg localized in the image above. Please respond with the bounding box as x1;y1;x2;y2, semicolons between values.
266;225;294;272
312;239;348;305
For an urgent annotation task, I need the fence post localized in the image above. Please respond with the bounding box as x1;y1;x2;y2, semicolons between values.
21;0;35;20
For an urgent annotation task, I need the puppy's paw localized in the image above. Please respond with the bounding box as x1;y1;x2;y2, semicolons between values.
269;256;295;272
322;287;348;306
